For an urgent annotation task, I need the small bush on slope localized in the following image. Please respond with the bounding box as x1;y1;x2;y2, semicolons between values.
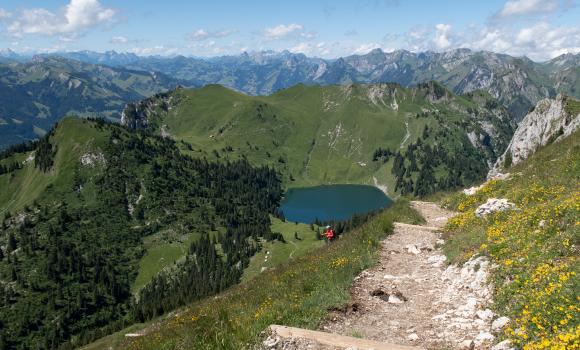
96;199;423;350
442;131;579;349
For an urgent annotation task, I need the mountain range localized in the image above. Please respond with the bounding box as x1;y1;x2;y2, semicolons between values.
0;48;578;150
0;56;184;148
47;48;580;117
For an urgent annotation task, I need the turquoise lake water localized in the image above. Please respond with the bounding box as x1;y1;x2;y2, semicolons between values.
280;184;392;223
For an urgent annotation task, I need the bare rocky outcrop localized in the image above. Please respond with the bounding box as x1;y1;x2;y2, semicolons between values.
475;198;516;217
80;152;106;167
121;90;174;130
490;94;579;176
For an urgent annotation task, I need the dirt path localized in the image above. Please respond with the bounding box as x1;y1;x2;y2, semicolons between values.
320;201;496;350
399;117;410;149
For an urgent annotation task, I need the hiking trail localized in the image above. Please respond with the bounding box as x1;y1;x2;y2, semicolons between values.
263;201;501;350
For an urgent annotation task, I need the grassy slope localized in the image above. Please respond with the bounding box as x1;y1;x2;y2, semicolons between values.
242;217;324;282
154;84;494;195
131;231;201;294
440;131;579;349
84;199;424;350
0;118;110;214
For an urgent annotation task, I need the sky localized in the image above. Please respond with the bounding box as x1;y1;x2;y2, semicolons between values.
0;0;578;61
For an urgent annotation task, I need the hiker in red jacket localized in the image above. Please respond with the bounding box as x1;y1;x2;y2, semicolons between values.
324;225;335;242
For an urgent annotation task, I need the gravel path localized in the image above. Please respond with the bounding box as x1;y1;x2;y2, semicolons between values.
321;201;497;350
263;201;503;350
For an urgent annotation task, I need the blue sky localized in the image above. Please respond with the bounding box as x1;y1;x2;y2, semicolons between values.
0;0;578;61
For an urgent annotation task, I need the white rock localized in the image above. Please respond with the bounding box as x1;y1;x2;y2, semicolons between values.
407;333;419;341
262;335;280;348
388;295;404;304
475;198;516;217
490;94;580;177
459;340;474;350
476;309;495;321
492;317;510;332
406;244;421;255
464;185;483;195
475;332;495;346
80;152;106;167
492;339;513;350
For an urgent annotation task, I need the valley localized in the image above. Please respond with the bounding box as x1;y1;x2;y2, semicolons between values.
0;39;577;350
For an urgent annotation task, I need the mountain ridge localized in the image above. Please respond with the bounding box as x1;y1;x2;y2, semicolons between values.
120;82;514;196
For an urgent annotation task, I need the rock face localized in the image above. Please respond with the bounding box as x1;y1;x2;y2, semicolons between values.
490;94;580;176
475;198;516;217
121;90;173;130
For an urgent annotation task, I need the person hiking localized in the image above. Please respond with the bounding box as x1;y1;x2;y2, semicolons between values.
324;225;335;242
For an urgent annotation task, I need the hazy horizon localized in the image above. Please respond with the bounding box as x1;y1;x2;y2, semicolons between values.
0;0;579;61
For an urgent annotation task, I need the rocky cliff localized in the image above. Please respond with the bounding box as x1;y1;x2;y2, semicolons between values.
490;94;579;176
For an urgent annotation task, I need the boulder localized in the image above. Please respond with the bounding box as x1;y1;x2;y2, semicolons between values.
475;198;516;217
491;339;513;350
474;331;495;346
463;185;483;196
491;316;510;332
476;309;494;321
406;244;421;255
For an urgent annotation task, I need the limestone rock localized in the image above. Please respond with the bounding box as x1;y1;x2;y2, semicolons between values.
492;339;513;350
405;244;421;255
463;185;483;196
475;198;516;217
474;331;494;346
490;94;580;176
476;309;494;321
491;317;510;332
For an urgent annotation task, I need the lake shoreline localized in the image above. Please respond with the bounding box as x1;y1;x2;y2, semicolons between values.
372;176;389;196
280;184;392;224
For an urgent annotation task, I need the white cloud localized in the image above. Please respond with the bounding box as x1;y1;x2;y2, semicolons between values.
188;29;236;41
129;45;179;56
352;42;383;55
301;31;318;40
466;22;580;60
7;0;116;37
0;8;11;20
110;36;128;44
398;21;579;61
496;0;559;17
263;23;303;39
289;42;330;56
434;23;453;49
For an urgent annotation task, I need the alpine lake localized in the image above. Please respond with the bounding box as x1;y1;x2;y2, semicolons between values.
280;184;392;224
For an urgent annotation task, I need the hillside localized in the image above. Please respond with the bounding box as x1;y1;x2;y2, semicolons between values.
0;118;283;349
83;125;578;350
441;129;579;349
0;56;183;149
121;83;514;196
